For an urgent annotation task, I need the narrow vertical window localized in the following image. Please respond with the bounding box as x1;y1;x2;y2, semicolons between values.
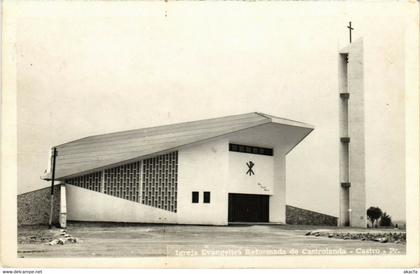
192;192;199;203
203;192;211;203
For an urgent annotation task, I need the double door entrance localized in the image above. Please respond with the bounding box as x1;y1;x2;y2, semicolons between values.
228;193;269;222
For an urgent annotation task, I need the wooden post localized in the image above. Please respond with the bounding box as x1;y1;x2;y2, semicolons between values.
48;147;57;229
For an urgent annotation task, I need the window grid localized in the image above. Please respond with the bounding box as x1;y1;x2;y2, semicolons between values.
142;151;178;212
104;161;141;203
229;143;273;156
66;171;102;192
65;151;178;212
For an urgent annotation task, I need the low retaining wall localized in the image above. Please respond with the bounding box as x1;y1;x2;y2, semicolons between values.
18;185;61;226
286;205;338;226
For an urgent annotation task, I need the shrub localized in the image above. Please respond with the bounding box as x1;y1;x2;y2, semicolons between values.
379;212;392;227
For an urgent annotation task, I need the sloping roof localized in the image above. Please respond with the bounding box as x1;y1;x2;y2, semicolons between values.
43;112;314;180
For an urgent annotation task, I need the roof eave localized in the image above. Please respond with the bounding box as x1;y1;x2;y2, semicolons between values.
41;172;52;181
285;127;315;155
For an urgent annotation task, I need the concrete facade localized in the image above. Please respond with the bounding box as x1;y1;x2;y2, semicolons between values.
338;39;367;228
177;138;229;225
62;122;310;225
66;184;178;223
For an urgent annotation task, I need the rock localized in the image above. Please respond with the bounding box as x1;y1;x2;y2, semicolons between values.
47;239;59;245
305;231;311;236
57;238;66;245
375;237;388;243
67;237;78;243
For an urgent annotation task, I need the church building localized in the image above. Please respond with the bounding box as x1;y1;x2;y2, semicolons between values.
41;112;314;226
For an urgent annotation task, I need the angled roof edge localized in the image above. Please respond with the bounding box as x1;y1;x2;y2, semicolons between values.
55;112;263;148
42;112;314;181
41;118;272;181
285;126;314;155
255;112;314;129
55;112;312;148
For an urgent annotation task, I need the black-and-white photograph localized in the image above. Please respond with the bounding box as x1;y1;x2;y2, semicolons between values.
1;0;419;270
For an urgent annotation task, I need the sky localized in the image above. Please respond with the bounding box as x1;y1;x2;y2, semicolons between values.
14;2;411;221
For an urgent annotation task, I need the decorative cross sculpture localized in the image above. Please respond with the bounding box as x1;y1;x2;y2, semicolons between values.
246;161;255;176
347;21;354;43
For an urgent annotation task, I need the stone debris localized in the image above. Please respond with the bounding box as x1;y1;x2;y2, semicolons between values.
304;230;405;244
57;238;65;245
374;237;388;243
67;237;79;243
46;229;79;246
48;239;59;245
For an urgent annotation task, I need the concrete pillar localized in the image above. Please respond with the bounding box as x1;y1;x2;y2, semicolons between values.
339;186;350;226
338;52;350;226
347;39;366;228
269;148;286;223
338;39;366;228
59;183;67;228
338;54;348;93
100;170;105;193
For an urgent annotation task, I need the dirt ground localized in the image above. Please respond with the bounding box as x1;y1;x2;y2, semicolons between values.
18;223;406;257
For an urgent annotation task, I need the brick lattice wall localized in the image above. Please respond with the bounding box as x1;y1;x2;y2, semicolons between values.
65;152;178;212
17;185;60;226
105;162;141;203
142;151;178;212
67;171;102;193
286;205;338;226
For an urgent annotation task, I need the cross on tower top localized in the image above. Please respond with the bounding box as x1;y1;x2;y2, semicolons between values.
347;21;354;43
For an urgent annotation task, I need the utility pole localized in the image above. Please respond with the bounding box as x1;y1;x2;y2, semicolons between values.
48;147;57;229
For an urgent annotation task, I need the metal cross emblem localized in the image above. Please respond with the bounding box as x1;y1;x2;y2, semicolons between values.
246;161;255;176
347;21;354;43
